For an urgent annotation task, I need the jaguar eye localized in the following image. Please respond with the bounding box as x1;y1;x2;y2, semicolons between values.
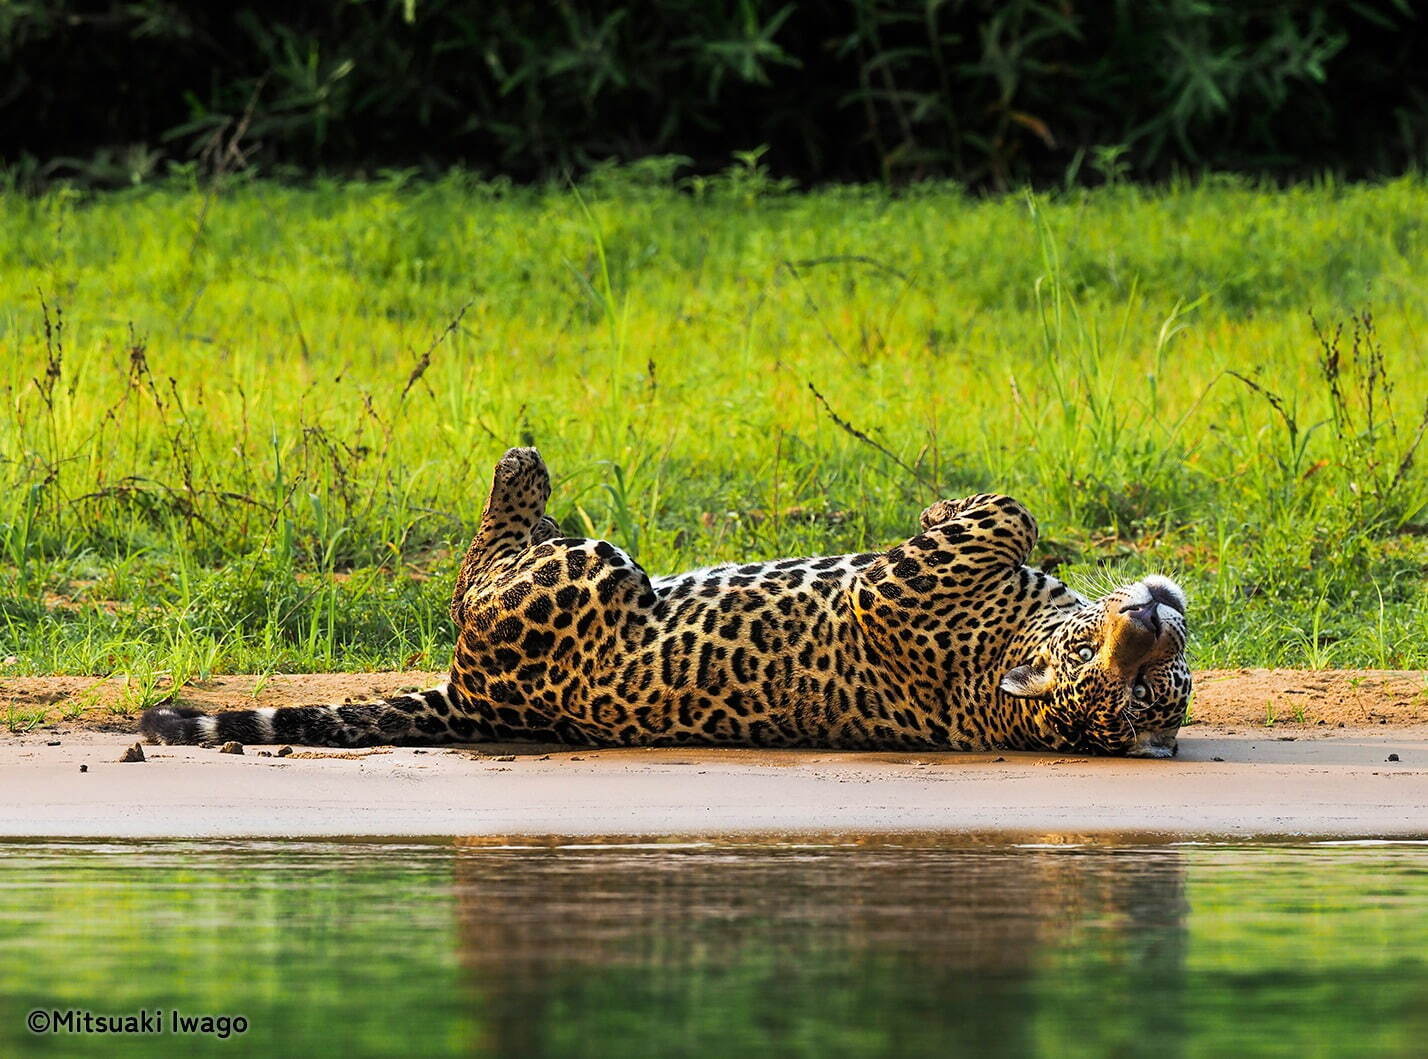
1076;646;1095;663
1132;682;1149;700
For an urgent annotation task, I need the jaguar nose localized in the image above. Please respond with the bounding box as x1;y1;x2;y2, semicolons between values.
1124;601;1162;638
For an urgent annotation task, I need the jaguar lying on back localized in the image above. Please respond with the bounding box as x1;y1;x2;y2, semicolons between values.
143;447;1191;756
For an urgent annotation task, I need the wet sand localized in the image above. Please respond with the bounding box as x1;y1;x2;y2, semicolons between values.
1;724;1424;839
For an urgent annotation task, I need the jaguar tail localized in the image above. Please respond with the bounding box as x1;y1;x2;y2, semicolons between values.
139;683;467;748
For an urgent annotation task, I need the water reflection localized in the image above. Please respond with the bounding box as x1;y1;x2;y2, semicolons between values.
1;839;1425;1057
450;840;1189;1056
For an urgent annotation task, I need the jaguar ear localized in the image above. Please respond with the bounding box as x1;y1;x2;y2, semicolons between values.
1000;663;1057;699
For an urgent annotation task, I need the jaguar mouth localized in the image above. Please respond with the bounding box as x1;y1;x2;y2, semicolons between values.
1119;577;1186;641
1127;729;1180;759
1147;582;1185;615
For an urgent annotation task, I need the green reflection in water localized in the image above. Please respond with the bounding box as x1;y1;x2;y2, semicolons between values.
0;839;1425;1057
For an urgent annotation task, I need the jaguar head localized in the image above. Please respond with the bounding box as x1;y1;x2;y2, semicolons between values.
999;575;1191;757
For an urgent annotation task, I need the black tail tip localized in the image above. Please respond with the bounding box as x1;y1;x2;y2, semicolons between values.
139;705;208;745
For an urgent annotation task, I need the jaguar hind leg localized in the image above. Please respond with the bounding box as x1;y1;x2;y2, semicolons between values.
451;448;559;624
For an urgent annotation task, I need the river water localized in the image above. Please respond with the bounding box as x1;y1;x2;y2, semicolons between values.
1;837;1425;1056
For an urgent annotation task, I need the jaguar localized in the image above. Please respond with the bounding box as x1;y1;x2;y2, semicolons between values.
143;447;1190;756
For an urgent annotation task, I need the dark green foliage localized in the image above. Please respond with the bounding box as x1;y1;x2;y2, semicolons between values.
1;1;1425;188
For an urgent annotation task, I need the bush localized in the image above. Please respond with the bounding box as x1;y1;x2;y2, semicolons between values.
2;1;1426;189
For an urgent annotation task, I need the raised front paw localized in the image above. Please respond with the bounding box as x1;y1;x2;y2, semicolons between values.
919;493;1002;530
908;493;1038;570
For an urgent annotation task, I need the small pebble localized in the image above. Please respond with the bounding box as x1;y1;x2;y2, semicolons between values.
494;754;516;762
276;746;293;758
1387;753;1400;762
79;764;88;773
1212;756;1225;762
412;749;427;755
219;741;244;755
118;743;146;763
992;756;1006;763
46;740;61;747
256;750;273;758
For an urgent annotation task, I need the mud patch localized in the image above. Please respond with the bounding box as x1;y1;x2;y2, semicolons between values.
1190;668;1428;729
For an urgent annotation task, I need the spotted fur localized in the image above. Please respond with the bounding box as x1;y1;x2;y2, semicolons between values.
143;447;1191;756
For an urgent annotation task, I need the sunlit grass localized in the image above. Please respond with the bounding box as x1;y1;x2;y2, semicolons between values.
1;166;1427;678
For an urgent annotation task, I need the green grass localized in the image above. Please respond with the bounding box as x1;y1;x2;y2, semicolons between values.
2;167;1427;681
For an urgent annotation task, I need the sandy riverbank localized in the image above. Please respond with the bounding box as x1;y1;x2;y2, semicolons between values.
1;669;1424;839
5;667;1426;732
